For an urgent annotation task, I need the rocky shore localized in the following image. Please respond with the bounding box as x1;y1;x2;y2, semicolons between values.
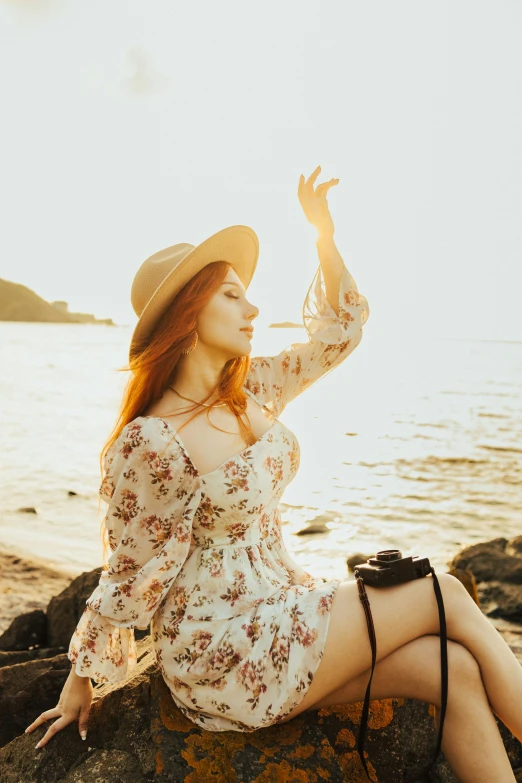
0;536;521;782
0;549;74;639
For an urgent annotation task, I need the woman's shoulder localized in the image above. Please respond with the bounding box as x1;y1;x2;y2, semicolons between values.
105;415;183;468
100;416;196;502
127;414;175;441
111;414;168;445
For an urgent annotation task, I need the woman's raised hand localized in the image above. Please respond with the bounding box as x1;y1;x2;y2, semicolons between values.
297;165;339;238
24;668;93;748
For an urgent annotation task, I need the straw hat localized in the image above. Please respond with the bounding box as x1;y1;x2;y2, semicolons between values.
129;225;259;362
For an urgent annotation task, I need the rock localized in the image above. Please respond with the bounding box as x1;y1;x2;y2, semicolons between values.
59;749;145;782
17;507;37;514
46;568;150;647
150;677;350;781
0;652;71;749
1;643;520;782
46;569;104;647
478;582;522;623
0;610;47;651
507;535;522;558
0;647;66;669
346;553;375;572
295;523;329;535
448;538;522;584
67;491;78;497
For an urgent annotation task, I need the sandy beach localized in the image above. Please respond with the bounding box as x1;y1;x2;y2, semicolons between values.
0;546;73;636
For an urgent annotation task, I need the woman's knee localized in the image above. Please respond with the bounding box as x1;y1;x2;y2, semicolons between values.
428;572;477;627
362;570;471;648
436;571;470;600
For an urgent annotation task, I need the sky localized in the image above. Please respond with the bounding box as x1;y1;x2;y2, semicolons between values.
1;0;521;343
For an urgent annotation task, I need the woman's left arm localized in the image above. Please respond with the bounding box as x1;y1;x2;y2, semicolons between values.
244;166;370;417
315;232;361;317
298;164;352;316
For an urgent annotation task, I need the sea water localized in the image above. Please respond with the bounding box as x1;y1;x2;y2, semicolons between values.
1;321;520;582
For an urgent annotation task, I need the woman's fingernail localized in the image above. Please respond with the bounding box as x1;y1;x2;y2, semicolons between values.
35;742;40;749
81;731;87;740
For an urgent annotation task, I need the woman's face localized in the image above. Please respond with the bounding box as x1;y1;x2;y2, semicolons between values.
195;266;259;359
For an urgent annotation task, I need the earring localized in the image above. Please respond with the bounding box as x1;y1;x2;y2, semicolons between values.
181;331;198;355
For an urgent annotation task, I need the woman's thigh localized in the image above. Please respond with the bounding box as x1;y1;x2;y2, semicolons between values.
306;634;481;712
280;572;468;722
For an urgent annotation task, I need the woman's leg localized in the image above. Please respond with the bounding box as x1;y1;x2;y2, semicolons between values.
279;574;522;744
309;635;516;783
433;581;522;742
347;575;522;742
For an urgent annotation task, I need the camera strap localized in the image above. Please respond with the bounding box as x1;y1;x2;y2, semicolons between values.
354;567;448;783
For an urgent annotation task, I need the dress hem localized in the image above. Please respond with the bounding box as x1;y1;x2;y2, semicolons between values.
165;577;344;733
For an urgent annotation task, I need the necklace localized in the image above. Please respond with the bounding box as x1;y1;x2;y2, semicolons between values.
169;384;228;408
168;384;254;441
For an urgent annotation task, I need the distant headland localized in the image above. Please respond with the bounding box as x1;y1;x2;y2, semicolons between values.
270;320;304;329
0;278;115;325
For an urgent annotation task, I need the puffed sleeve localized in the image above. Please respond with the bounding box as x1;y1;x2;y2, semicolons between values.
244;263;369;417
68;418;202;684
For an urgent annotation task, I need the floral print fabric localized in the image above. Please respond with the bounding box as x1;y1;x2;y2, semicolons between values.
68;264;370;732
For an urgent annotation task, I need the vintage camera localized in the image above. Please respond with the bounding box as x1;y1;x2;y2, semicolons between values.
353;547;446;783
353;549;432;588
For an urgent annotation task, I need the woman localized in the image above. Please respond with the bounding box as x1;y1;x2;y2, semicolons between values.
26;167;521;781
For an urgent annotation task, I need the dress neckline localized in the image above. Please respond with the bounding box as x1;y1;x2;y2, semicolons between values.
139;386;281;479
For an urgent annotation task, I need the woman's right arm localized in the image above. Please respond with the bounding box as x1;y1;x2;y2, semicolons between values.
25;417;200;748
25;668;93;747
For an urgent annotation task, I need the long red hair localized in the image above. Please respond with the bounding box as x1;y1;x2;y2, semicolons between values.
98;260;256;565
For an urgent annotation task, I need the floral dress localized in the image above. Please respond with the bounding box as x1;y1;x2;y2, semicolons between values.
68;263;370;732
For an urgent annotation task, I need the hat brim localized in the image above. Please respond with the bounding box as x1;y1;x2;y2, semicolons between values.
129;224;259;362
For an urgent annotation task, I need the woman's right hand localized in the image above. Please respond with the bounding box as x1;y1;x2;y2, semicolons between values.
25;668;94;748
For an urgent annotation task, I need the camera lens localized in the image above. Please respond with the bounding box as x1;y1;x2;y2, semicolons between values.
375;549;402;562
